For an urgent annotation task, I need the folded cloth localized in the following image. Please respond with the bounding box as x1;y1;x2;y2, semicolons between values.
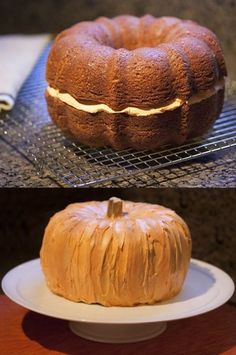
0;34;50;111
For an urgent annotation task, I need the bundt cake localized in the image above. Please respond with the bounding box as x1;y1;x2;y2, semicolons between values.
46;15;227;150
40;197;192;307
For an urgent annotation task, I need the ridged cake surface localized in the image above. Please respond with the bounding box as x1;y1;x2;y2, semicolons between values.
40;199;192;306
46;15;227;150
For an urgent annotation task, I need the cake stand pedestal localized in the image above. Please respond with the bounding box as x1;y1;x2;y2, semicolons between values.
2;258;235;344
69;321;167;343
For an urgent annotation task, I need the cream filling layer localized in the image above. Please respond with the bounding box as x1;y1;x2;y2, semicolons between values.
47;80;224;117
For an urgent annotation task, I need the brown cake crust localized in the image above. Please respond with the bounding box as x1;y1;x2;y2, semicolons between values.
46;87;224;150
45;15;227;150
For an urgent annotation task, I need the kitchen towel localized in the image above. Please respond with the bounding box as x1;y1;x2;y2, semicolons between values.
0;34;50;111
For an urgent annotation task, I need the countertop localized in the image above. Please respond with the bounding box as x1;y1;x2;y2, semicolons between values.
1;295;236;355
0;137;235;187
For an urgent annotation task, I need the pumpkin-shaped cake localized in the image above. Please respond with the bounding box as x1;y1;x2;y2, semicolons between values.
40;198;192;306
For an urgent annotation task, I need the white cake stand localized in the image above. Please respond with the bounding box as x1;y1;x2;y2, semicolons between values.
2;258;234;343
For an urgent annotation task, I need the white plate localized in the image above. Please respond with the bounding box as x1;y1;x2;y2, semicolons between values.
2;258;235;343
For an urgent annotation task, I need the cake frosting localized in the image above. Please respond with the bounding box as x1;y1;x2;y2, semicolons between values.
47;80;224;117
40;198;192;307
45;15;227;150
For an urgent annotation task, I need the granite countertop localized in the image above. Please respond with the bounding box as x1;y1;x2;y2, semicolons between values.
0;139;58;187
0;136;235;187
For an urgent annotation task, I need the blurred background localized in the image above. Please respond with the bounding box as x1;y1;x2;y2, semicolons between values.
0;188;235;302
0;0;236;78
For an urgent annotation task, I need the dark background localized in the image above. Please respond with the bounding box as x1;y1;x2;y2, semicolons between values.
0;0;236;78
0;188;235;301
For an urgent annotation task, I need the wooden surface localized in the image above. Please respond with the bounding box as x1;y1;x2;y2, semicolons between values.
0;295;236;355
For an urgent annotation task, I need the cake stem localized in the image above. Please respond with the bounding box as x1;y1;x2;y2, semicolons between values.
107;197;123;218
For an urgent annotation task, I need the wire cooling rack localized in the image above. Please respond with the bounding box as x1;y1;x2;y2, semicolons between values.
0;44;236;187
